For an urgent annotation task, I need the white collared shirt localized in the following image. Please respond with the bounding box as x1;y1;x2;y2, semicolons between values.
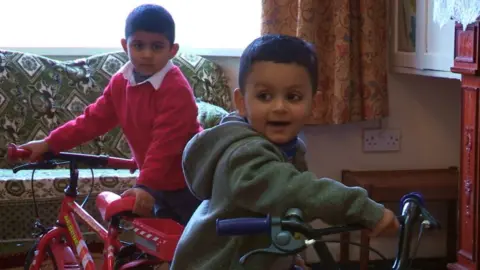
117;60;174;90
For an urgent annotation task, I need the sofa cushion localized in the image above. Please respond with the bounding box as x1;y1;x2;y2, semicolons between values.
196;99;228;129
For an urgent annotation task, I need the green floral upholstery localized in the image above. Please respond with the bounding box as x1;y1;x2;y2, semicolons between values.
0;50;232;168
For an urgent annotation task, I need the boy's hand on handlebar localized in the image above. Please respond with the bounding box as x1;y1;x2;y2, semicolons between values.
369;208;400;237
121;188;155;217
19;140;49;162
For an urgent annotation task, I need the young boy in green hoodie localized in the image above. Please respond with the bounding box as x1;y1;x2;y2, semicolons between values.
171;34;399;270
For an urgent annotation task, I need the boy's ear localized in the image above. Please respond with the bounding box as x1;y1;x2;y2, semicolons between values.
121;38;128;53
233;88;247;117
169;43;180;59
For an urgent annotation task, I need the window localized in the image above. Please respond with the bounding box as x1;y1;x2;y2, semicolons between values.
2;0;261;57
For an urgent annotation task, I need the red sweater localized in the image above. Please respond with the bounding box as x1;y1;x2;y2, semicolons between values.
46;66;202;191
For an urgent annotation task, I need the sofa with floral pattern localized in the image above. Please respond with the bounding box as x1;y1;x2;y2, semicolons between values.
0;50;232;250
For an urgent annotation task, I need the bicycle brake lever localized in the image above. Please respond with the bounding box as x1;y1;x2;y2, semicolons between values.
239;217;307;265
239;245;298;264
419;208;441;230
13;161;63;173
12;163;38;173
31;220;49;238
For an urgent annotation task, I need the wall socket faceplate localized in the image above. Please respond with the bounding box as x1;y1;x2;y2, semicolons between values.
363;129;401;152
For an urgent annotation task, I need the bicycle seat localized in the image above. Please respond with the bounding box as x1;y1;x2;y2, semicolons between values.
96;191;136;221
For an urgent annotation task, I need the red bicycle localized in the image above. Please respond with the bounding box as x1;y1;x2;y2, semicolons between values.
7;144;184;270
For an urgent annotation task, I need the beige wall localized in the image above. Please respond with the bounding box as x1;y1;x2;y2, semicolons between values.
206;56;462;261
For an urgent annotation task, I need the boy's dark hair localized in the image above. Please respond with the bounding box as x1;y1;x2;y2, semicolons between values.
238;34;318;93
125;4;175;44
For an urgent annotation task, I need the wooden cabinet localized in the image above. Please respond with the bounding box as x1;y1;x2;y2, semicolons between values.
390;0;460;79
448;20;480;270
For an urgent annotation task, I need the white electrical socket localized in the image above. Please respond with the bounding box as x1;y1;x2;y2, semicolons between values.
363;129;401;152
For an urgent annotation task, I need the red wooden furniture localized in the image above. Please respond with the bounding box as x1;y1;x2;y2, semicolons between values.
448;19;480;270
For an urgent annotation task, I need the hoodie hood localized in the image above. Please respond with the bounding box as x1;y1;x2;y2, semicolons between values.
182;113;259;200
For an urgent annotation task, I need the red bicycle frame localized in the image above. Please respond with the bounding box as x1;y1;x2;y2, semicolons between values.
8;144;139;270
32;195;127;270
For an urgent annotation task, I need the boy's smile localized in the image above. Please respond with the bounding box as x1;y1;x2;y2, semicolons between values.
235;61;318;144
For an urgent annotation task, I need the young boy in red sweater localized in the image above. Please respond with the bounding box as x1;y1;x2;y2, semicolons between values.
18;4;202;224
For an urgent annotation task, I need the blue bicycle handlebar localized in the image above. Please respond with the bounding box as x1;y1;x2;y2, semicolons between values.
216;192;440;270
216;192;436;237
216;216;271;236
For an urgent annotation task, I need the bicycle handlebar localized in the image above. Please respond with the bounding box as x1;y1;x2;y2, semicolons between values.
216;192;440;269
216;192;439;237
216;216;365;238
7;143;137;171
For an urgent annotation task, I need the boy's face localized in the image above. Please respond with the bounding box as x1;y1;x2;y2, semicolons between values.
121;31;178;76
234;61;318;144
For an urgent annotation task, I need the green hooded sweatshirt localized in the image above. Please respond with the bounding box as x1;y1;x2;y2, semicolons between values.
171;113;385;270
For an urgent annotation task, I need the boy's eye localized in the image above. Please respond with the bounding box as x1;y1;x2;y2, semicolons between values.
132;43;144;50
152;44;164;51
257;92;273;101
287;93;302;101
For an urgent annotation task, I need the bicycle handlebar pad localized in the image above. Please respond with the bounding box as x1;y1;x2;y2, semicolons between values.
216;217;271;236
7;143;137;170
